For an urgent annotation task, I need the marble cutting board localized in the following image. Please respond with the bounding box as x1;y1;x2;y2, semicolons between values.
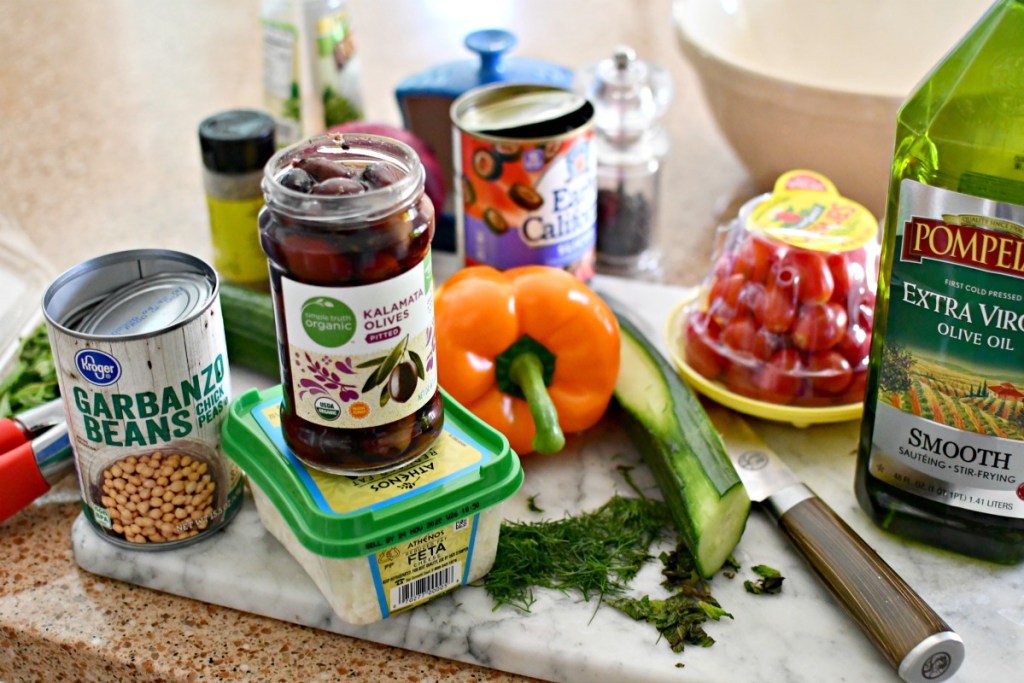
72;276;1023;683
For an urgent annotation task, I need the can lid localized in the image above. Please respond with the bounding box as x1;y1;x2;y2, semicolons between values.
456;86;589;134
74;272;215;336
199;109;276;174
221;385;523;559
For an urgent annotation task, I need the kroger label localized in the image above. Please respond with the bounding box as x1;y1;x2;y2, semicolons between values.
75;349;122;386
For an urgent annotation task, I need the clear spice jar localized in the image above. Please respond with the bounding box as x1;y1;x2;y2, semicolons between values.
259;133;443;475
582;47;672;277
199;109;277;288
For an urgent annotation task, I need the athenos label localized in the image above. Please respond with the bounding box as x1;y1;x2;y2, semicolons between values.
280;253;437;428
867;180;1024;519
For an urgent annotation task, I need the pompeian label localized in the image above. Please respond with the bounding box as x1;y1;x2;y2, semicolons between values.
280;254;437;428
868;180;1024;518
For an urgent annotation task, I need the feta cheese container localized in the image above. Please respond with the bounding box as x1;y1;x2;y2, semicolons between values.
221;384;522;625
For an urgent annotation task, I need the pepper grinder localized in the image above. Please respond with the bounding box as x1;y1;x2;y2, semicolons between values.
582;47;672;277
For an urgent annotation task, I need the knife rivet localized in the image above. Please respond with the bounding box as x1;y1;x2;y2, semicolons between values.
737;450;769;471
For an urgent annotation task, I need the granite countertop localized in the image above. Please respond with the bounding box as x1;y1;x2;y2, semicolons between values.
9;2;1017;683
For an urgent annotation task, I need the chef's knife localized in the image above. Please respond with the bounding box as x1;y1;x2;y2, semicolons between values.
707;407;964;683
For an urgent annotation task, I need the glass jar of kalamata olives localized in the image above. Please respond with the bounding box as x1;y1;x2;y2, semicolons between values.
260;133;443;475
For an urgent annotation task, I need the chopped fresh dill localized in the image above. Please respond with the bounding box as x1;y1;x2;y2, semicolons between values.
484;495;671;611
526;495;544;513
744;564;785;595
484;495;750;655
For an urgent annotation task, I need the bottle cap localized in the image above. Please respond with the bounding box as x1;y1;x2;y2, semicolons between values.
583;46;673;141
199;109;276;174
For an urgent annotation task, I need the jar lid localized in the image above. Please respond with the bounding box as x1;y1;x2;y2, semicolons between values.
743;170;879;252
394;29;574;103
198;109;276;174
581;47;673;140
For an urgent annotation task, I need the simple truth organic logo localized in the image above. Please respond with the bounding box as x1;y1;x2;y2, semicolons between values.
302;297;355;347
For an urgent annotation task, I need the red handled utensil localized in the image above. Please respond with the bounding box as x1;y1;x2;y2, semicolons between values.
0;398;66;453
0;421;74;523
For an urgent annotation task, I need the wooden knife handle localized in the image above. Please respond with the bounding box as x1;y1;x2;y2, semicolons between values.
776;493;964;683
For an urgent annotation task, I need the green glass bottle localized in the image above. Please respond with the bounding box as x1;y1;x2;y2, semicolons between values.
856;0;1024;564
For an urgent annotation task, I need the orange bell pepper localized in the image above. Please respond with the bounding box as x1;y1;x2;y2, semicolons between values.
435;265;620;455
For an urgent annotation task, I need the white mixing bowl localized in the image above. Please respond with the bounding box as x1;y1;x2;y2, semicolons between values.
674;0;993;215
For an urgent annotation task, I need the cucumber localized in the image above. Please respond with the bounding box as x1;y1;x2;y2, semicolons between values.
612;313;750;578
219;283;281;378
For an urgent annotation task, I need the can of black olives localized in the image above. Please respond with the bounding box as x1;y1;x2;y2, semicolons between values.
43;249;243;549
451;83;597;281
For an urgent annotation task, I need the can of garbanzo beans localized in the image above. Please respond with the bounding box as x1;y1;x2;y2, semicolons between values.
43;249;242;549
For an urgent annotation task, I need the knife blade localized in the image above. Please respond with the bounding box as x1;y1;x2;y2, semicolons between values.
707;406;964;683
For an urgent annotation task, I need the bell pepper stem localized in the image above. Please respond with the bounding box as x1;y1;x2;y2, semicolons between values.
508;352;565;454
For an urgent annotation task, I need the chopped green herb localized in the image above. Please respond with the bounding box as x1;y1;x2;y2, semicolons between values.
744;564;785;595
483;495;671;611
526;495;544;513
0;324;57;418
607;592;732;652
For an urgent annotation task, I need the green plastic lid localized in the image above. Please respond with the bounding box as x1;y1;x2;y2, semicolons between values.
221;385;522;559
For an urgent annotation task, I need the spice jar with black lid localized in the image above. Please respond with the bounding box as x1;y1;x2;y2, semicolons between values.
199;109;277;288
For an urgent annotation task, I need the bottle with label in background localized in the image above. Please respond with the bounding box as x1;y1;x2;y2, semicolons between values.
581;47;672;278
261;0;303;147
856;0;1024;563
261;0;363;147
301;0;363;130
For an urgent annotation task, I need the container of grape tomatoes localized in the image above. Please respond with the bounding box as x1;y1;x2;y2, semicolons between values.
452;83;597;281
669;170;880;424
259;133;443;475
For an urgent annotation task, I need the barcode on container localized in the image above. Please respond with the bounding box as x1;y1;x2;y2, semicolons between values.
390;562;462;610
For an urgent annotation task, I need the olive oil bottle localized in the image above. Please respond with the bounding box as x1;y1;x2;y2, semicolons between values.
856;0;1024;563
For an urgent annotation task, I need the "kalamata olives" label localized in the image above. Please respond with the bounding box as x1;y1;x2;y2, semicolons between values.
280;254;438;428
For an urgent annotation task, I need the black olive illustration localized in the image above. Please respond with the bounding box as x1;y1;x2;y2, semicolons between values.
472;148;503;180
509;183;543;210
388;360;419;403
462;175;476;206
483;207;509;234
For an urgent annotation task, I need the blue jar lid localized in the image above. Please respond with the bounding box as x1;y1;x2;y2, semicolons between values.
395;29;573;104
